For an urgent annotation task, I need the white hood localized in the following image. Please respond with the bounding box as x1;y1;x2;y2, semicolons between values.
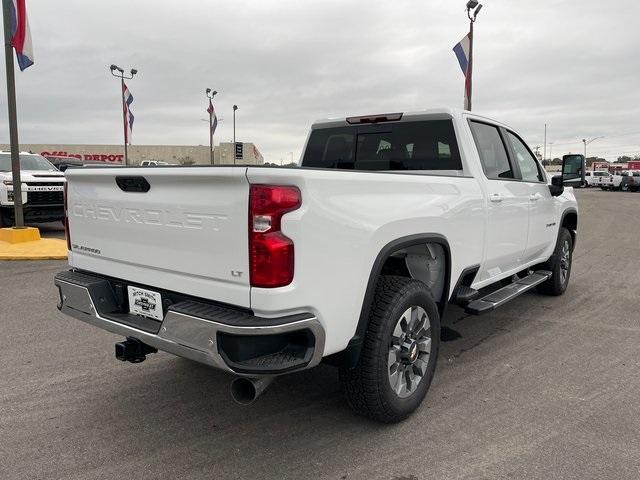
0;170;65;183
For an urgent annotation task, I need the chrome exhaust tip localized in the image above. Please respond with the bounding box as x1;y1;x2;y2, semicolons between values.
230;376;274;405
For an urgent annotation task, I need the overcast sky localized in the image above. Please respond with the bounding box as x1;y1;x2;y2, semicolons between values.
1;0;639;162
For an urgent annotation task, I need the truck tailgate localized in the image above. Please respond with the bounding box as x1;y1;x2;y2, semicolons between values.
65;167;250;307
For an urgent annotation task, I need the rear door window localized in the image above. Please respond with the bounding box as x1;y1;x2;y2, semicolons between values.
302;120;463;172
468;121;513;179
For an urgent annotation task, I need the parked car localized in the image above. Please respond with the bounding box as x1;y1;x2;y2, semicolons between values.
619;171;640;192
140;160;176;166
54;108;581;422
0;151;65;226
46;155;118;172
46;155;85;171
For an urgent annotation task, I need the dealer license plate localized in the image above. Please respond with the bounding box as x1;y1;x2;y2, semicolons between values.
128;286;163;321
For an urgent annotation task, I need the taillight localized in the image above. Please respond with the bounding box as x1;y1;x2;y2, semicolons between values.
63;182;71;251
249;185;301;288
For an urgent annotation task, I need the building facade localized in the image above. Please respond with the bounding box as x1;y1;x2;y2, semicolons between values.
1;142;264;166
592;161;640;172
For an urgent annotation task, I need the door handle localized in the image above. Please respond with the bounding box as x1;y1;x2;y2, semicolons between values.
529;193;542;202
489;193;503;203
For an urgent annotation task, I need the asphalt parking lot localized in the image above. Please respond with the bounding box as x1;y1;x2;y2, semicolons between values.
2;188;639;480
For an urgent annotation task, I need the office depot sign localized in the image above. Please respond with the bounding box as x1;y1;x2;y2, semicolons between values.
40;151;124;163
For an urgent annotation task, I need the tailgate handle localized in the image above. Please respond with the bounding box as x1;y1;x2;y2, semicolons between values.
116;176;150;193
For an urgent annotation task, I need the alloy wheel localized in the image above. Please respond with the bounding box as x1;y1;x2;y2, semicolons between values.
387;306;432;398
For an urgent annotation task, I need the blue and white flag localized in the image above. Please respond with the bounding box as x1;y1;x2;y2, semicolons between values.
453;32;472;110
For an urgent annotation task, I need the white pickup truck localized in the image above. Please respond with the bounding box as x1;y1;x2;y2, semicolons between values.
54;108;582;422
0;152;66;227
584;170;611;188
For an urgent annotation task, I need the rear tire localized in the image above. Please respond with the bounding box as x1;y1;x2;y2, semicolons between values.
339;276;440;423
537;227;573;296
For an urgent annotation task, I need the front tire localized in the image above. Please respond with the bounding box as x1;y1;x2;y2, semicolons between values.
339;276;440;423
537;227;573;296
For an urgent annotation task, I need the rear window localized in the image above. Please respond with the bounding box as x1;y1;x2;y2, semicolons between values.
301;120;462;171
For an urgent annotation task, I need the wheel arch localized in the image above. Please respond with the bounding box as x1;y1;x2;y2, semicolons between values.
326;233;451;369
560;208;578;248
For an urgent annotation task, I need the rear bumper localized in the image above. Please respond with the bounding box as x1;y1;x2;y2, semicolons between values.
54;270;325;376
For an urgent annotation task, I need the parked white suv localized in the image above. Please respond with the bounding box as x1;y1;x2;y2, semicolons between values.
54;108;581;422
0;152;65;226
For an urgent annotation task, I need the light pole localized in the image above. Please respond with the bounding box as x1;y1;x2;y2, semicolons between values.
465;0;483;111
206;88;217;165
233;105;238;165
110;64;137;165
582;136;604;160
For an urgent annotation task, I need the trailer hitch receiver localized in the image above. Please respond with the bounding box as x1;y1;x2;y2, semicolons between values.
115;337;158;363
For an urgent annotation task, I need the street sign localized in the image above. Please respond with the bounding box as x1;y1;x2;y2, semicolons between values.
235;142;243;160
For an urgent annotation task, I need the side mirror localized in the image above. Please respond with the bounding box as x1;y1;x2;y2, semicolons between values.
561;154;586;187
549;174;564;196
549;154;586;196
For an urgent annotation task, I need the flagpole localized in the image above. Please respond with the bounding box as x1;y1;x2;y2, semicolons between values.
467;19;473;111
2;0;25;228
121;76;128;165
465;1;482;111
109;64;137;166
209;105;213;164
206;88;217;165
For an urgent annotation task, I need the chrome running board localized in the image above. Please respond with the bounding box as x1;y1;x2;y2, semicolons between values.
465;270;552;315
